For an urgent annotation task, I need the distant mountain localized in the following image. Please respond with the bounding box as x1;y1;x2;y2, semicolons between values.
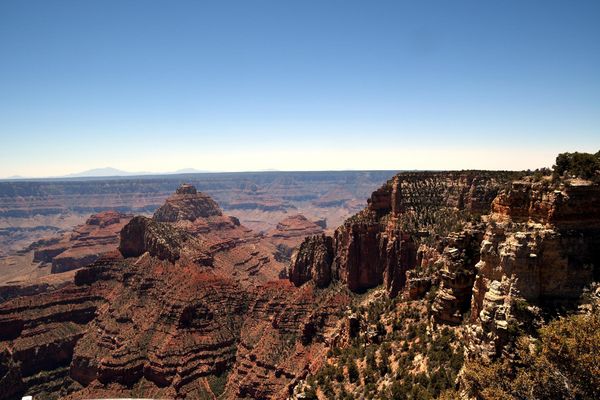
61;167;213;178
63;167;149;178
170;168;210;174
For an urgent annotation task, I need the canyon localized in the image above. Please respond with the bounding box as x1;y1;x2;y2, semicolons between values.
0;167;598;399
0;184;348;399
288;170;599;399
0;171;391;286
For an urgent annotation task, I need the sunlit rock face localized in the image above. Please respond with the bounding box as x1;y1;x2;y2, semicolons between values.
31;211;133;273
467;180;600;359
291;171;517;297
0;184;352;400
289;234;333;287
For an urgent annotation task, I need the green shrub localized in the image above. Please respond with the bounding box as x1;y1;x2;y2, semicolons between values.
348;360;360;383
553;151;600;179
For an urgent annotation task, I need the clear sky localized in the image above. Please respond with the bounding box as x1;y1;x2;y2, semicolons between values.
0;0;599;177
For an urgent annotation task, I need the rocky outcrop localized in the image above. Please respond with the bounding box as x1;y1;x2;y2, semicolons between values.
467;180;600;359
431;227;484;324
291;171;518;297
492;179;600;229
153;183;223;222
289;235;334;287
31;211;132;273
118;215;196;263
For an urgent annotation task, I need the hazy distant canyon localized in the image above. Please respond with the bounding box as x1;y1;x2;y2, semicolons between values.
0;171;394;284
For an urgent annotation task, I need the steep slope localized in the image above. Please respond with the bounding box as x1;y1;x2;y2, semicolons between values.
32;211;132;273
289;172;600;399
290;171;519;297
0;185;350;400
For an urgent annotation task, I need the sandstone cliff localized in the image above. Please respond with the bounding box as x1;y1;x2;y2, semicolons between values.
288;173;600;400
466;179;600;360
290;171;518;298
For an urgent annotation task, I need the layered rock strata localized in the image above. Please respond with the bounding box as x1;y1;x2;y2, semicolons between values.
430;227;484;324
32;211;132;273
290;171;517;297
467;179;600;359
267;214;324;263
289;235;334;287
0;185;349;400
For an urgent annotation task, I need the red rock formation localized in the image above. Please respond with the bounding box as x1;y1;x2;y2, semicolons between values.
0;184;351;400
430;227;484;324
271;214;324;239
32;211;132;273
268;214;324;263
467;179;600;359
153;183;222;222
292;171;517;297
492;179;600;229
289;234;334;287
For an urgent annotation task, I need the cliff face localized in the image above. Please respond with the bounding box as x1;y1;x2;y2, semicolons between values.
289;173;599;399
289;234;333;287
430;227;484;325
291;173;600;355
0;184;351;400
32;211;132;273
467;180;600;359
290;171;517;297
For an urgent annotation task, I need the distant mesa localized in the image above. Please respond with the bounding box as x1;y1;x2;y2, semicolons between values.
268;214;325;263
56;167;209;179
271;214;324;238
171;168;209;174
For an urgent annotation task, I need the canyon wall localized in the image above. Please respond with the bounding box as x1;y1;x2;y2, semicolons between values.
1;172;598;399
289;171;519;297
291;173;600;355
466;180;600;359
0;185;350;400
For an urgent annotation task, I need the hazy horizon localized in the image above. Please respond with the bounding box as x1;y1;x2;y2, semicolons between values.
1;1;599;177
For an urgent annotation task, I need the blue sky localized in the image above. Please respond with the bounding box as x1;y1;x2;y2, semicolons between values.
1;0;599;176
